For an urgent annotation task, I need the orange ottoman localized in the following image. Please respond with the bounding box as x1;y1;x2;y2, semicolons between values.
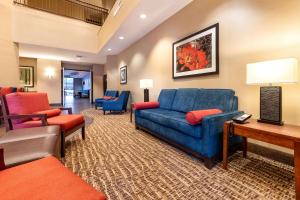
0;156;106;200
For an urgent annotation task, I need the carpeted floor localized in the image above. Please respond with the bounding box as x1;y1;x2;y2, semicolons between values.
63;109;295;200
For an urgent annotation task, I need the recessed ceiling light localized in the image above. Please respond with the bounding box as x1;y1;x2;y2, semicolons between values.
140;14;147;19
107;48;112;51
119;36;125;40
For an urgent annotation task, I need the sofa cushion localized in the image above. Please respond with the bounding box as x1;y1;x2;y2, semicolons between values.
171;88;198;112
0;87;12;96
47;115;84;131
186;109;223;125
133;101;160;110
193;89;235;112
32;109;61;120
136;108;202;138
0;156;106;200
158;89;177;110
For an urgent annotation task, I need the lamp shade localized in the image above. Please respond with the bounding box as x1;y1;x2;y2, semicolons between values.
140;79;153;89
246;58;298;84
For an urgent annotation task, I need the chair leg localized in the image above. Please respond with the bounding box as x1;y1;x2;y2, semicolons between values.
81;126;85;140
103;110;106;115
60;132;65;158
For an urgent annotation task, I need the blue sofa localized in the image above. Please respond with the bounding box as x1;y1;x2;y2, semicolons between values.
134;88;243;169
95;90;119;109
103;91;130;114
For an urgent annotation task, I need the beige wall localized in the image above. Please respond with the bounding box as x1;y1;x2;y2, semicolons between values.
93;64;104;101
0;0;19;86
19;57;37;91
37;59;61;104
105;0;300;153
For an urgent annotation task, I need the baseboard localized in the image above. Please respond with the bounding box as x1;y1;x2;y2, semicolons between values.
248;142;293;166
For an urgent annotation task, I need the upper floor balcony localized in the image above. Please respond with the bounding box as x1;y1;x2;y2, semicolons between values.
13;0;109;26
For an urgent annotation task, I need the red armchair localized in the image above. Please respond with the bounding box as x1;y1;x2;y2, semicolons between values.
1;92;85;157
0;155;106;200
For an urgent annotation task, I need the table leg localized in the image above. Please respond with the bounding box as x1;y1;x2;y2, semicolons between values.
243;137;247;158
294;141;300;200
223;123;230;170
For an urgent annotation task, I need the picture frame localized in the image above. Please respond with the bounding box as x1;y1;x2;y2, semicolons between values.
120;66;127;84
172;23;219;79
19;66;34;87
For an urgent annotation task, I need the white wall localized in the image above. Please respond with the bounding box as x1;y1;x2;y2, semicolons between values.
0;0;20;86
12;6;100;53
36;59;61;104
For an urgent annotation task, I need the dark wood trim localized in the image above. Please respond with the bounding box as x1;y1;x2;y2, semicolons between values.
90;70;94;104
61;67;64;106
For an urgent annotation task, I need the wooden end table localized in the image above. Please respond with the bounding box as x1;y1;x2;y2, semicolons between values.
223;119;300;199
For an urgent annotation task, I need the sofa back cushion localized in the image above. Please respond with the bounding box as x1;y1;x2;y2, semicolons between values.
158;89;177;110
171;88;198;112
192;89;235;112
6;92;51;115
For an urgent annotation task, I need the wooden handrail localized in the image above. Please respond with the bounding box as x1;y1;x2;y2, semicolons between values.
13;0;109;26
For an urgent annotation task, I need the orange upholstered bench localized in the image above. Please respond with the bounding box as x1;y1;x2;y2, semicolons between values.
0;156;106;200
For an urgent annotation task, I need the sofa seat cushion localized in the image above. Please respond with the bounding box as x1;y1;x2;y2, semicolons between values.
136;108;202;138
14;115;84;131
32;108;61;120
0;156;106;200
48;115;84;131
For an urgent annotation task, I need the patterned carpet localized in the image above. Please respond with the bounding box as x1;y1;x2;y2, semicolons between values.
63;109;295;200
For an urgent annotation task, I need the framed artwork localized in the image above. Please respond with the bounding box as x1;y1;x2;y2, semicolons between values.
19;66;34;87
172;23;219;79
120;66;127;84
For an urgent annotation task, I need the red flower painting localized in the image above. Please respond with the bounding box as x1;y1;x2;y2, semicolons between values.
176;43;209;72
173;24;219;79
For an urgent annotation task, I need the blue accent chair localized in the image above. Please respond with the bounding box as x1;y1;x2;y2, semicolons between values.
103;91;130;114
134;88;243;169
95;90;119;109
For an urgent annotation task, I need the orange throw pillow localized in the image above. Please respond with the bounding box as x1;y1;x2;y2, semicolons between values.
186;109;222;125
103;96;113;100
32;108;61;121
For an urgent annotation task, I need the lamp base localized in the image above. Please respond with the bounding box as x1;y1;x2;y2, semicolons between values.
144;89;149;102
257;119;284;126
259;86;283;126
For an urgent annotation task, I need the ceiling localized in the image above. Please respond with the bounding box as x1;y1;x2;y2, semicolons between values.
18;0;192;64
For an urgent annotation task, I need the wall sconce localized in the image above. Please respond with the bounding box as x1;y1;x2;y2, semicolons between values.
45;68;55;79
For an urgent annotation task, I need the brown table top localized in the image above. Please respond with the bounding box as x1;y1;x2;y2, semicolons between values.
227;119;300;141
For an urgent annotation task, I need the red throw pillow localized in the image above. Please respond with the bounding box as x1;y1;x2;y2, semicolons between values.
32;108;61;121
0;149;5;171
186;109;223;125
0;87;12;96
133;102;160;110
103;96;113;100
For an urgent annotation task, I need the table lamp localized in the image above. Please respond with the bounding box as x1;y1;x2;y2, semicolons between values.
140;79;153;102
246;58;298;125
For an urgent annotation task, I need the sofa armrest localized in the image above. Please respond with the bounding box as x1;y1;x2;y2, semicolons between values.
59;107;72;114
8;114;48;126
0;126;60;167
202;111;243;136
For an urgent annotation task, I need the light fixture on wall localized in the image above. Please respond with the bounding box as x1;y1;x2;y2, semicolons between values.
140;79;153;102
140;14;147;19
246;58;298;125
45;68;55;79
119;36;125;40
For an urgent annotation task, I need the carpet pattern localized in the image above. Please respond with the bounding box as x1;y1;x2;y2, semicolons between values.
63;109;295;200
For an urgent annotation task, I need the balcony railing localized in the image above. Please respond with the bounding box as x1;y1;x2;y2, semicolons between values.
14;0;109;26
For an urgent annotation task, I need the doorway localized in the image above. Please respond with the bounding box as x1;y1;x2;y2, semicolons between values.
61;69;93;110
